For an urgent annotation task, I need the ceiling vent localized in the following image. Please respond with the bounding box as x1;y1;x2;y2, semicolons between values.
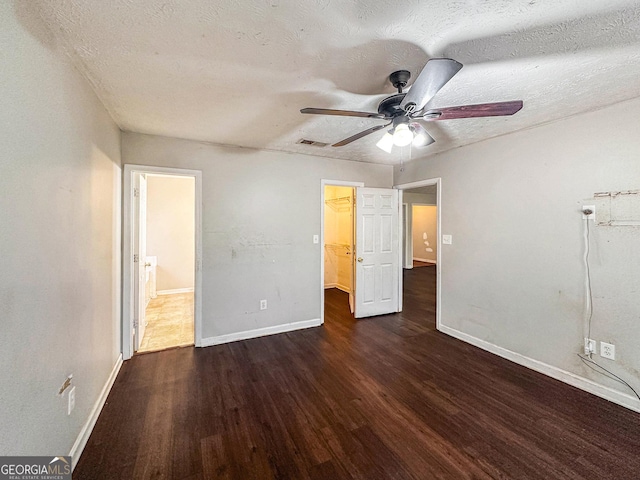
297;138;328;147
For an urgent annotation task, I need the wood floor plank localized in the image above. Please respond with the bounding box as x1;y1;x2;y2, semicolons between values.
74;267;640;479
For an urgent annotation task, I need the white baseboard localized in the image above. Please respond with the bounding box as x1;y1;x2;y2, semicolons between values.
324;283;351;293
70;354;123;470
157;287;194;295
438;324;640;413
201;318;322;347
413;257;436;264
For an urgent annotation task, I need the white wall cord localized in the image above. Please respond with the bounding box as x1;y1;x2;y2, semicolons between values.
578;214;639;401
583;217;593;354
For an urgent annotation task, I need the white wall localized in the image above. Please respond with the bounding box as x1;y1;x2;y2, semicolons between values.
0;2;121;458
122;133;393;341
402;192;436;268
394;97;640;410
412;205;437;263
404;192;436;206
146;175;195;292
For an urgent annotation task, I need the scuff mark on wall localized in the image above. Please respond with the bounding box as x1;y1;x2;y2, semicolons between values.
591;189;640;226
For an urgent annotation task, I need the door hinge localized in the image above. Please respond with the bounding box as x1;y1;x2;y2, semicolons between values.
133;319;138;328
133;254;139;263
134;187;140;197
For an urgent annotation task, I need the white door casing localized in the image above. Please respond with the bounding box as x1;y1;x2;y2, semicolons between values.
354;187;400;318
133;174;147;350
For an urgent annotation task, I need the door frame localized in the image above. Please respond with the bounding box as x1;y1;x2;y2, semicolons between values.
394;178;442;330
402;203;411;269
134;173;148;351
320;179;364;323
122;164;203;360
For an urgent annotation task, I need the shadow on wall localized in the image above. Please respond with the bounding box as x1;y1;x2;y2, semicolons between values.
13;0;58;50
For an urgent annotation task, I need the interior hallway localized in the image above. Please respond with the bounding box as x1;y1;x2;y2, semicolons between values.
75;268;640;479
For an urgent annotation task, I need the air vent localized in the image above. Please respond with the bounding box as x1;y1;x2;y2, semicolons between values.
297;139;329;147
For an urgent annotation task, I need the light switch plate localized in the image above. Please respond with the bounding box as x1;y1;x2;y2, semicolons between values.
313;235;319;244
442;234;452;245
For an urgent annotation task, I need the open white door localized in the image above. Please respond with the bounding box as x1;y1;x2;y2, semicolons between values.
133;173;148;351
354;187;400;318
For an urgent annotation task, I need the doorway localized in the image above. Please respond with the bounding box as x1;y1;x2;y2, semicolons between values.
321;180;401;322
396;178;441;329
122;165;203;360
323;185;355;316
137;174;195;353
320;180;362;323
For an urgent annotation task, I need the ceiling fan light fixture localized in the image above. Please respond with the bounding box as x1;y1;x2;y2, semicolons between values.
412;131;429;147
392;123;413;147
376;132;394;153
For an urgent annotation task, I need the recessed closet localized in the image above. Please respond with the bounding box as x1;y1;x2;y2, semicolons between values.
324;185;354;313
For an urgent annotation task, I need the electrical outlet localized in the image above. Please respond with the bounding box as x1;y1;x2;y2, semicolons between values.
582;205;595;220
584;338;596;355
68;386;76;415
600;342;615;360
260;299;267;310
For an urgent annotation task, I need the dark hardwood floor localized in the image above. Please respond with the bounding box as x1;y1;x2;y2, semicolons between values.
75;267;640;479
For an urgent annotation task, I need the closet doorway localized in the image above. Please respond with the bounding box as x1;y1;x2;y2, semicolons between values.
323;185;355;314
321;180;363;321
320;179;401;322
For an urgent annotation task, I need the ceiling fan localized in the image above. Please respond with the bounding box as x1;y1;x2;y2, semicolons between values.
300;58;523;153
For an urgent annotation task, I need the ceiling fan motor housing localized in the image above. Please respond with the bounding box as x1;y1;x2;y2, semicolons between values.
389;70;411;93
377;93;407;118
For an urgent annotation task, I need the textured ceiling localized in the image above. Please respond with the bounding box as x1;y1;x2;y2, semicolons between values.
24;0;640;164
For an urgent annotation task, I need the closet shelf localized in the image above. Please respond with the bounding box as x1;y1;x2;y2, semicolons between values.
325;196;352;212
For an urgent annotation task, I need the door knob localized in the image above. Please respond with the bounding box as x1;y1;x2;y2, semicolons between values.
144;262;152;267
357;257;363;262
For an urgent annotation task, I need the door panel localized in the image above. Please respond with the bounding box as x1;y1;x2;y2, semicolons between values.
354;187;399;318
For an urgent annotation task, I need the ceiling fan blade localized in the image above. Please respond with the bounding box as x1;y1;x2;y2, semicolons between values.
301;107;385;119
423;100;523;121
410;123;435;147
332;123;391;147
400;58;463;114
